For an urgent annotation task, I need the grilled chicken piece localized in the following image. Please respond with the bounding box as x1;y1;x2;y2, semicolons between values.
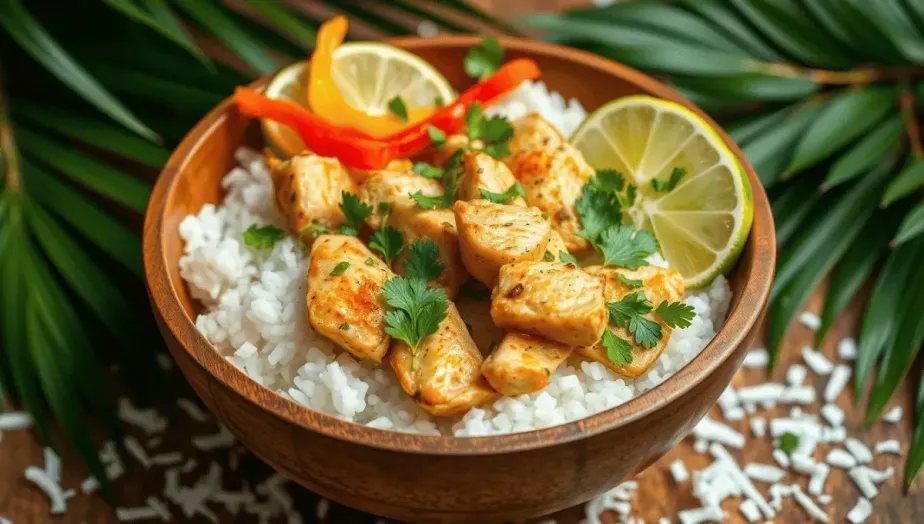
417;134;484;168
392;208;469;298
507;113;565;157
358;170;443;230
507;145;595;254
348;159;414;185
390;303;498;416
306;235;393;363
491;261;607;347
271;154;357;238
455;289;504;356
544;230;569;262
482;332;571;396
454;200;551;287
457;151;525;206
576;265;685;377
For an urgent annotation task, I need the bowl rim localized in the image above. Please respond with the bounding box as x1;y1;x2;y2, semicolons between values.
144;35;776;456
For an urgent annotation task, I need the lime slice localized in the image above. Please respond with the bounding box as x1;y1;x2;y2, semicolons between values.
262;42;455;157
571;95;753;288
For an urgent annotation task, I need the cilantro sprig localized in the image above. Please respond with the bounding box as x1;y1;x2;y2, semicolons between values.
412;162;445;180
339;192;373;236
464;36;504;81
605;291;695;350
242;224;285;250
575;184;622;241
410;172;460;210
388;95;409;123
480;181;525;204
601;329;633;366
466;103;513;159
598;225;658;269
618;273;644;288
652;167;687;192
656;301;695;328
370;226;404;264
383;239;450;367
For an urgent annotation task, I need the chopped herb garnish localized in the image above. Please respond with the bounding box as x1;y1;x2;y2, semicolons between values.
628;315;662;348
575;184;622;242
387;95;409;122
626;184;638;206
377;202;393;215
541;212;550;220
652;167;687;192
331;261;350;276
559;251;579;266
601;329;634;366
365;257;376;266
427;125;446;148
460;282;491;301
606;291;661;348
591;169;626;192
779;432;799;454
598;224;658;269
543;250;554;262
464;36;504;81
299;221;328;239
411;172;460;209
479;181;525;204
339;192;372;236
412;162;445;180
403;239;445;282
656;301;695;329
339;323;350;331
433;94;445;107
369;226;404;264
481;142;511;159
242;224;285;250
618;273;644;288
383;277;449;362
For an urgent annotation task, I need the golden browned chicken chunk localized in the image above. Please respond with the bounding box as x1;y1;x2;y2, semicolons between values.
576;265;685;377
392;208;468;298
390;303;499;416
455;290;503;356
306;235;393;363
348;159;414;185
454;200;551;286
544;230;569;262
271;153;357;237
507;113;565;157
456;151;525;206
491;261;607;347
358;170;443;230
481;332;572;396
507;146;595;254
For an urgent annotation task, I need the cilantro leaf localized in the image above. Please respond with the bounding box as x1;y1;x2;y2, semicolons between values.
625;184;638;206
387;95;409;123
575;185;622;241
403;239;445;282
606;291;652;326
427;125;446;148
242;224;285;250
331;261;350;276
383;277;449;351
377;202;393;215
466;102;486;141
464;36;504;81
479;181;525;204
543;250;554;262
618;273;644;288
433;95;445;107
601;329;634;366
599;224;658;269
652;167;687;192
369;226;405;264
591;169;626;192
481;142;511;159
480;115;514;143
411;172;459;209
412;162;445;180
298;221;328;238
559;251;580;266
779;432;799;455
339;192;372;237
365;257;376;266
628;316;662;348
656;301;695;329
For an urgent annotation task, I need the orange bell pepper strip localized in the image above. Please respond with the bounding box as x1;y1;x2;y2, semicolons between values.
308;16;436;138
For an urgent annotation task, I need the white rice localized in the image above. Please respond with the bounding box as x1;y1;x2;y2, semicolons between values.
177;81;732;436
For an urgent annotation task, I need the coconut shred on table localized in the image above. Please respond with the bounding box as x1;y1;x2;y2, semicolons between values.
179;16;750;435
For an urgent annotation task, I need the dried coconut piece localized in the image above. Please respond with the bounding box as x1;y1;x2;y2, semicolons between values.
808;463;830;495
738;499;761;523
826;448;858;469
874;439;901;455
679;505;724;524
193;425;235;451
116;506;161;521
24;466;69;515
177;398;210;422
847;497;872;523
781;385;816;404
838;337;858;360
737;384;785;405
849;467;879;499
845;438;873;463
710;443;775;519
820;404;844;427
670;460;689;483
799;312;821;331
818;494;832;504
866;466;895;483
742;349;769;368
773;450;790;469
744;463;786;483
883;406;903;423
750;417;766;438
118;397;168;435
786;364;807;386
791;484;829;522
823;365;851;402
0;412;33;430
693;416;746;449
802;347;834;375
125;435;151;469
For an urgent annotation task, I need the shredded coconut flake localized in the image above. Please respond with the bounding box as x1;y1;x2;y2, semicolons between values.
25;466;68;514
0;411;33;430
742;349;769;368
883;406;903;423
837;337;858;361
193;425;235;451
820;404;845;427
118;397;168;435
693;416;746;449
791;484;829;522
823;365;851;402
874;439;901;455
847;497;872;523
670;460;689;483
177;398;210;422
845;438;873;464
801;347;834;376
750;417;766;438
849;467;879;499
798;312;821;331
826;448;858;469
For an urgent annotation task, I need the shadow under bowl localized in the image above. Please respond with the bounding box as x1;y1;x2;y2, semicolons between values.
143;36;776;524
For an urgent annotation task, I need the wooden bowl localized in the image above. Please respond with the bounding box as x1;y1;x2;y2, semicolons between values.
144;36;775;523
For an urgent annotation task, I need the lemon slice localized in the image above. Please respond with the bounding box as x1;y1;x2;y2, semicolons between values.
262;42;455;158
571;95;753;288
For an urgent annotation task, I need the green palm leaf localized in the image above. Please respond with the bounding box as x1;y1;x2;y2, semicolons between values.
882;157;924;206
893;201;924;245
102;0;211;67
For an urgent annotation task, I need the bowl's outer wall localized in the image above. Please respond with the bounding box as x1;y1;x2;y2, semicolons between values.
145;37;775;523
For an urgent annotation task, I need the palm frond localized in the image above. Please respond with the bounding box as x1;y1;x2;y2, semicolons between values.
525;0;924;480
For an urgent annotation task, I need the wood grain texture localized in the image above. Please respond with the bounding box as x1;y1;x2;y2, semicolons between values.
140;36;773;523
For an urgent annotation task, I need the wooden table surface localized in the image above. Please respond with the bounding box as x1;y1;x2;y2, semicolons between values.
1;284;921;523
1;1;921;522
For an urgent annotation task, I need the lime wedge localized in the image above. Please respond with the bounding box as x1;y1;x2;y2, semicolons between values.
571;95;753;288
262;42;455;157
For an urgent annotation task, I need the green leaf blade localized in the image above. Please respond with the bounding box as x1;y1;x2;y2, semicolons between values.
882;157;924;207
823;117;904;190
893;201;924;246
